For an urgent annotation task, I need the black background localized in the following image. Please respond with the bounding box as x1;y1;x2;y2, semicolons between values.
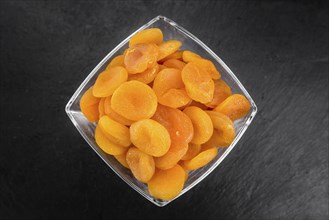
1;0;328;219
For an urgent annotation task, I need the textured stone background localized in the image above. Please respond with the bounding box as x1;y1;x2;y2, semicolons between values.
0;0;328;219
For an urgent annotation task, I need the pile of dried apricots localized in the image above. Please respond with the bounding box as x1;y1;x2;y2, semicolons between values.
80;28;251;200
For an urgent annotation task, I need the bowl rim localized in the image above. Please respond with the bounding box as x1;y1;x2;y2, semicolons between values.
65;15;257;207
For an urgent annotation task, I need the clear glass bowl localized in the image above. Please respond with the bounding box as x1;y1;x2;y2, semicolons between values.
65;15;257;207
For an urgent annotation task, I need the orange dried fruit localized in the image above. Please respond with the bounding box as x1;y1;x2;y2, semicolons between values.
181;62;215;103
93;66;128;97
128;63;159;84
182;50;220;80
80;86;100;122
182;50;201;62
130;119;171;157
204;111;235;147
124;43;159;74
191;58;221;80
181;143;201;161
205;79;232;108
126;147;155;183
183;106;213;144
114;151;130;169
98;98;106;117
157;40;182;61
111;81;158;121
159;50;183;62
214;94;251;121
98;115;131;147
152;104;193;145
129;28;163;47
94;125;127;155
148;164;185;200
154;142;188;170
153;68;191;108
183;147;218;170
103;96;134;126
106;55;124;69
163;59;186;70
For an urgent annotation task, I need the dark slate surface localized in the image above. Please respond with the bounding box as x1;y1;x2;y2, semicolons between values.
0;1;328;219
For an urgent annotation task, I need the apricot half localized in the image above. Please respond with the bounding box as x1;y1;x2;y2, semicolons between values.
92;66;128;97
128;63;159;84
204;111;235;147
103;96;134;126
114;151;130;169
183;106;213;144
94;125;127;155
111;81;158;121
163;59;186;70
130;119;171;157
183;147;218;170
148;164;185;200
205;79;232;108
157;40;182;61
154;142;188;170
124;43;159;74
182;62;215;103
126;147;155;183
152;104;193;145
181;143;201;161
214;94;251;121
129;28;163;47
153;68;191;108
80;86;100;123
106;55;124;69
98;115;131;147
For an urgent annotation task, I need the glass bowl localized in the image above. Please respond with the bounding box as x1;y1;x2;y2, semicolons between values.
65;15;257;207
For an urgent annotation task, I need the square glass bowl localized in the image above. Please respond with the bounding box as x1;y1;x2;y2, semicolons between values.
65;15;257;207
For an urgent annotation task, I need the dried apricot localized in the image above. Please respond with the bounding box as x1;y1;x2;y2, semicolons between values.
129;28;163;47
181;62;215;103
94;125;127;155
152;104;193;145
114;151;130;169
181;143;201;161
130;119;171;157
80;86;100;122
182;50;201;62
124;43;159;74
159;50;183;62
103;96;134;126
183;106;213;144
163;59;186;70
128;63;159;84
126;147;155;183
93;66;128;97
157;40;182;61
106;55;124;69
153;68;191;108
191;58;221;80
148;164;185;200
98;98;106;117
214;94;251;121
205;79;232;108
183;147;218;170
182;51;220;80
111;81;158;121
98;115;131;147
204;111;235;147
154;142;188;170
